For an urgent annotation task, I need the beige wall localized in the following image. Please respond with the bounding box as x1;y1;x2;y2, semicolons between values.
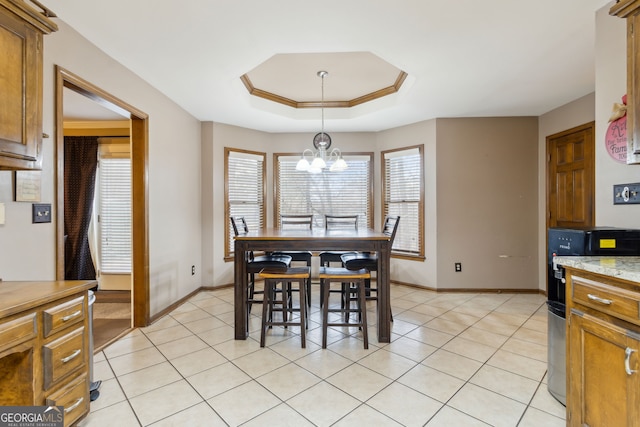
595;5;640;228
436;117;539;290
0;21;203;317
201;122;215;287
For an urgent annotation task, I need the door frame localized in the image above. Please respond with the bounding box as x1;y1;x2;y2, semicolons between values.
55;66;150;327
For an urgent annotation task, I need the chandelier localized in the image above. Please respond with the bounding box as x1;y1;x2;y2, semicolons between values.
296;71;348;173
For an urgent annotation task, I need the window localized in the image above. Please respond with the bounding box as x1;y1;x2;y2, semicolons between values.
382;145;424;258
275;153;373;228
98;154;132;273
225;148;266;257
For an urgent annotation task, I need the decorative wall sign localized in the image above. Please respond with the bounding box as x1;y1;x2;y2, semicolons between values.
605;95;628;164
15;170;42;202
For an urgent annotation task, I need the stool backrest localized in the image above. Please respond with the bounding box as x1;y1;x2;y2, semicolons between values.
382;215;400;246
280;214;313;229
325;214;358;230
230;216;249;236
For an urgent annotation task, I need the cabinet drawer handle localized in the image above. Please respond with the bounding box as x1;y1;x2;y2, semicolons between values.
61;349;81;363
64;397;84;413
62;310;82;322
587;294;612;305
625;347;637;376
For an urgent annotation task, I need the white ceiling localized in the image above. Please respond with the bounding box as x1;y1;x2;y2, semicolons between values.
42;0;613;133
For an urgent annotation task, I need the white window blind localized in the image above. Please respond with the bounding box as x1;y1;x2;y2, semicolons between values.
276;154;372;228
227;149;265;255
383;146;423;257
98;157;132;273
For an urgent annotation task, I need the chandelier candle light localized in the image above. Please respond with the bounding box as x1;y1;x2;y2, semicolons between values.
296;71;348;173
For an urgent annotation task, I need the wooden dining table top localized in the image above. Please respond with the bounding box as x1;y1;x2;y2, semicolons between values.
234;227;390;241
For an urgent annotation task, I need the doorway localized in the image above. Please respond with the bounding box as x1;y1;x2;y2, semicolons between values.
55;66;150;331
546;121;595;229
546;120;595;296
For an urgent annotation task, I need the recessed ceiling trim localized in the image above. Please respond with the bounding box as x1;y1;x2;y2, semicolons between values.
349;71;408;107
240;71;408;109
240;74;298;108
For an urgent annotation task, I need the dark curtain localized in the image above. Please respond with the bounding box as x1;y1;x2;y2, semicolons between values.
64;136;98;280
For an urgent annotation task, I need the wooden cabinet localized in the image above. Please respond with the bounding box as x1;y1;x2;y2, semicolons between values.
566;269;640;427
0;281;95;427
611;0;640;164
0;0;57;170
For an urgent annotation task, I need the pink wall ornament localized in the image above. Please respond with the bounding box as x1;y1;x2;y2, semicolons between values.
605;95;627;164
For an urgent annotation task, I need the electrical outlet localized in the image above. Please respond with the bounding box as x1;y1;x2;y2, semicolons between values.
32;203;51;223
191;265;195;275
455;262;462;272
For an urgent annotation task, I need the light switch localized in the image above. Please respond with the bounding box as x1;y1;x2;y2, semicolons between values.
32;203;51;223
613;182;640;204
0;203;4;224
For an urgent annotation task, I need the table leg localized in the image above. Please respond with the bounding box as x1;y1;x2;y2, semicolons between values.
377;241;391;343
234;241;248;339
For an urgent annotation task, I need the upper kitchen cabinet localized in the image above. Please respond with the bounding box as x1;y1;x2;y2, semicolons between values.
611;0;640;164
0;0;57;170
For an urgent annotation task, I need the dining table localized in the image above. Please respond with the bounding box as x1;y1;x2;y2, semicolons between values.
233;227;393;343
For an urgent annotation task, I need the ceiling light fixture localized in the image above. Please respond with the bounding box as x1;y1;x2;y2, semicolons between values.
296;71;348;173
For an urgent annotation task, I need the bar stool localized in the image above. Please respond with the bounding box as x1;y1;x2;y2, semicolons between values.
319;267;370;349
271;214;313;307
319;215;359;308
341;215;400;322
230;216;292;331
258;267;310;348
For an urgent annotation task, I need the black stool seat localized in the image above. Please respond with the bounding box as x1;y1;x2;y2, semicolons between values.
247;254;292;272
340;252;375;270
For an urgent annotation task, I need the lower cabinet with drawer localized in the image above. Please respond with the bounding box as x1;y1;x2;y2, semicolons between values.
565;269;640;427
0;281;96;426
46;373;90;427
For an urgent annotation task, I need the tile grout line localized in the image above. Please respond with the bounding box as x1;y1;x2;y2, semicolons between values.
86;289;559;426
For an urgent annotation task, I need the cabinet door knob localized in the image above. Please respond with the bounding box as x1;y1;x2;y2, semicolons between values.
625;347;637;376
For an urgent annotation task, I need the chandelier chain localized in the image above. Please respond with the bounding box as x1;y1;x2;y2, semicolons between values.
320;71;326;137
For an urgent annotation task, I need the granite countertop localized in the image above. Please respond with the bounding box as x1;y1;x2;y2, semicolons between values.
553;256;640;284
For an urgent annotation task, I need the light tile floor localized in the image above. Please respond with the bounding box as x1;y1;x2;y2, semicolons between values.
79;284;566;427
